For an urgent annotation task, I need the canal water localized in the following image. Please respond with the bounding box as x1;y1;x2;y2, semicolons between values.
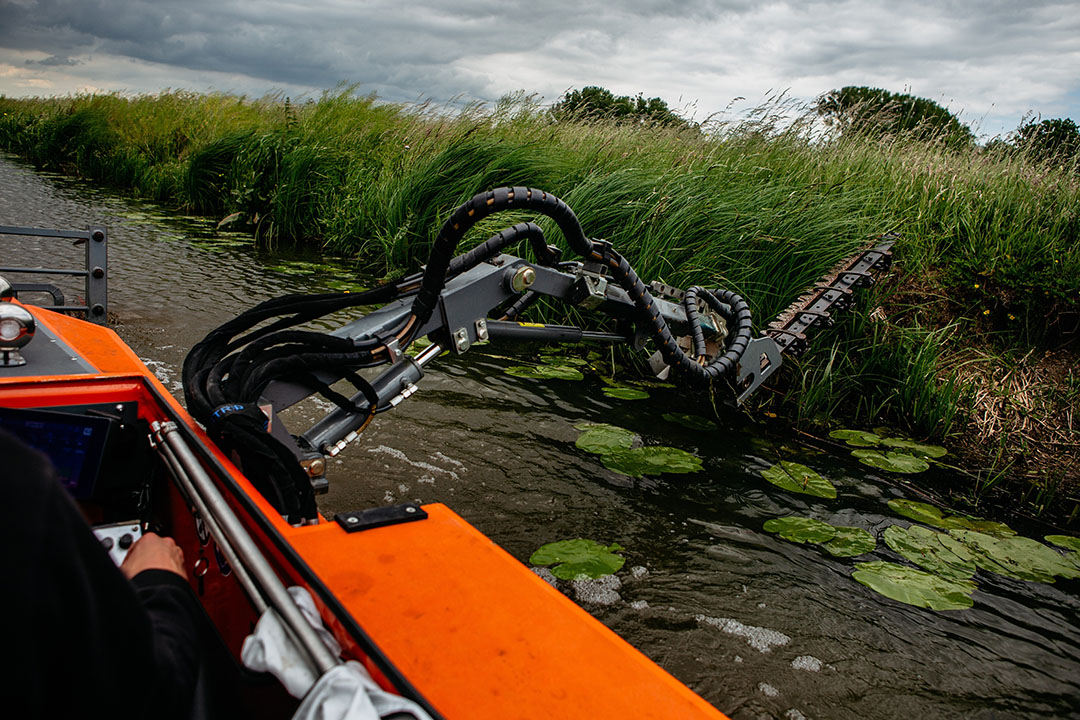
2;153;1077;719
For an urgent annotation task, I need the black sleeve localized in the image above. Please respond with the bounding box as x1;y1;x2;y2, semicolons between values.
131;568;205;712
0;428;203;720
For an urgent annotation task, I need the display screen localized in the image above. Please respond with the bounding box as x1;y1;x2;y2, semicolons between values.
0;406;111;499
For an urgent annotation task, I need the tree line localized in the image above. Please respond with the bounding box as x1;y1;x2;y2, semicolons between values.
553;84;1079;164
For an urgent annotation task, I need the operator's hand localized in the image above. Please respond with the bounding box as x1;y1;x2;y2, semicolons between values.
120;532;187;580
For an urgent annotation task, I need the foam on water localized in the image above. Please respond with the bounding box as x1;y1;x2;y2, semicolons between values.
571;574;622;605
695;614;791;653
791;655;823;672
367;445;461;480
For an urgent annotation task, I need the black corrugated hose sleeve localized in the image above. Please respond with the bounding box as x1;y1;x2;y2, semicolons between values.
412;187;593;332
447;222;556;278
596;243;754;387
682;287;709;358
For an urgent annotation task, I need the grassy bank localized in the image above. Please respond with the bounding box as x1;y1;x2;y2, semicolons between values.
1;90;1077;522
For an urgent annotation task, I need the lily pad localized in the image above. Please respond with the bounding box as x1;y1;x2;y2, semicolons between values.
574;423;638;455
602;386;650;400
1045;535;1080;552
760;461;837;499
852;561;975;610
957;518;1019;536
504;365;584;381
950;530;1080;583
887;499;1015;536
887;499;956;529
530;539;626;580
822;526;877;557
852;449;930;474
829;429;882;447
880;437;948;458
661;413;718;431
883;525;976;581
601;446;703;478
763;517;837;544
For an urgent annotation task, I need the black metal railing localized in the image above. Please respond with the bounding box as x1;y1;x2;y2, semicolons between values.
0;225;108;325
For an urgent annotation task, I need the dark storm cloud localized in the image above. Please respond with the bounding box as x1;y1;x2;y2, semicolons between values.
25;55;80;67
0;0;494;99
0;0;767;101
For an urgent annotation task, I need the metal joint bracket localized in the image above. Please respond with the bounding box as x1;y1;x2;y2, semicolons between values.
382;338;401;363
735;336;784;404
570;272;609;310
649;281;686;302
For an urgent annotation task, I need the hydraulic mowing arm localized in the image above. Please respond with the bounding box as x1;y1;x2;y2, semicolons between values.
182;187;893;523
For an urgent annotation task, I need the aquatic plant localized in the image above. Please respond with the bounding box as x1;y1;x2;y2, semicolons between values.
821;527;877;557
574;423;637;454
763;516;876;556
600;446;702;478
763;517;836;544
828;429;882;447
530;539;626;580
949;530;1080;583
504;364;584;380
852;562;975;611
760;461;837;499
852;449;930;474
1045;535;1080;552
887;499;1015;536
572;423;702;477
883;525;977;581
601;386;650;400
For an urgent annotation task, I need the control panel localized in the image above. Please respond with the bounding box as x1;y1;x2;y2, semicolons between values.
93;521;143;566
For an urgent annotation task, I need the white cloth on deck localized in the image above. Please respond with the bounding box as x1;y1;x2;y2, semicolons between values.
293;661;433;720
241;586;341;697
241;586;432;720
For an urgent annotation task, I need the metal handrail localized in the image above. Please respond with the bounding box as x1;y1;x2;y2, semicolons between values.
0;224;108;324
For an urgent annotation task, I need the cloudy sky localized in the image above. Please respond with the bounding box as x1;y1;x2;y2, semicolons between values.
1;0;1078;139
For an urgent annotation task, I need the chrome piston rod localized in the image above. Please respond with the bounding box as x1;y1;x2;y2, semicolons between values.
152;432;267;615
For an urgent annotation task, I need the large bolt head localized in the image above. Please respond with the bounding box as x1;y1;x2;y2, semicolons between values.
509;266;537;293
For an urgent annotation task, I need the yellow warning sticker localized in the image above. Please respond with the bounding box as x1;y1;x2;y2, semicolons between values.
517;322;546;328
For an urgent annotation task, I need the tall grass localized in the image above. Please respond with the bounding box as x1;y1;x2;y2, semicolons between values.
3;90;1074;324
1;89;1077;501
